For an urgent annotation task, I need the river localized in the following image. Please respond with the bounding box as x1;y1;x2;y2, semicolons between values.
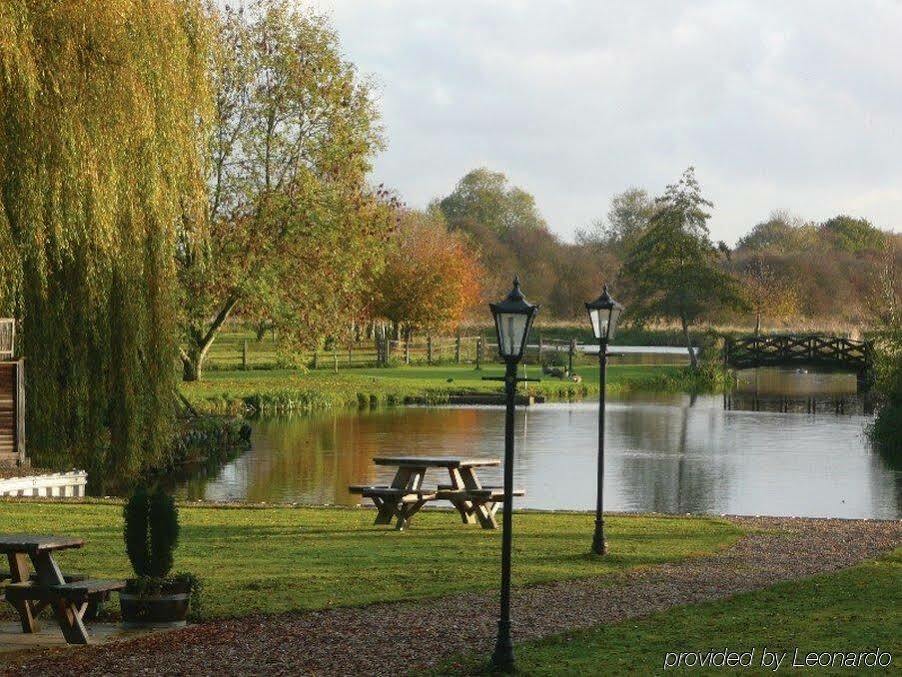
176;369;899;519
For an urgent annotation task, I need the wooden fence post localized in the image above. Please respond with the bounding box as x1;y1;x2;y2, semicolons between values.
242;339;248;370
427;336;433;365
455;331;461;364
476;336;483;370
404;331;411;365
568;337;575;376
312;350;319;370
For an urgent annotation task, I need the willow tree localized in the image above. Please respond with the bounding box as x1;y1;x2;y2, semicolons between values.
0;0;211;487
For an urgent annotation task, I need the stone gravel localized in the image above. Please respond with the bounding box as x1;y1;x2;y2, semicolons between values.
2;516;899;676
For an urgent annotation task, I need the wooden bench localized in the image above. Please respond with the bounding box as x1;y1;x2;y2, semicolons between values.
350;486;437;531
4;579;124;642
1;571;108;620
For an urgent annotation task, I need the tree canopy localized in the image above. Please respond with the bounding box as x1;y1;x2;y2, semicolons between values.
0;0;211;483
372;209;483;334
178;0;394;380
619;168;746;365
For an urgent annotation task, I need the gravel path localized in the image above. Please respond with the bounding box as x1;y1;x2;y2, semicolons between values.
2;516;899;676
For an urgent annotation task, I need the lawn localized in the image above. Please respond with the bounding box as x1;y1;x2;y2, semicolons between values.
0;502;740;619
181;363;715;415
447;550;901;675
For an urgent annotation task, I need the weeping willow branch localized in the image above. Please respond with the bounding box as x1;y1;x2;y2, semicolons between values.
0;0;212;489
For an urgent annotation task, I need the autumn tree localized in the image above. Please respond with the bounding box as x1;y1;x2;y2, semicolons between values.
372;209;483;337
178;0;392;380
0;0;210;483
737;255;798;334
619;168;746;368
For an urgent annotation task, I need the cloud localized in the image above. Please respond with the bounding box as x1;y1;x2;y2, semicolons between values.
310;0;902;243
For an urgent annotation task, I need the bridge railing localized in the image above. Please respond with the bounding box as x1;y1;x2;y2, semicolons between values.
723;334;872;372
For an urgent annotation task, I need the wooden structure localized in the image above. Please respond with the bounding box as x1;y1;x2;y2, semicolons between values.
0;360;25;467
723;335;873;381
350;456;525;531
1;535;124;644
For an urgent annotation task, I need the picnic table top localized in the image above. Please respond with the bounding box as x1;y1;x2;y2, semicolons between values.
373;456;500;469
0;534;84;555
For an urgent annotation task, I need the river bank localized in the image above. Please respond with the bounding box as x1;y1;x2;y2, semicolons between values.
180;364;724;416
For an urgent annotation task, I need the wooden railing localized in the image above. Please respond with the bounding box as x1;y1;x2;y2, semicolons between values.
723;334;873;374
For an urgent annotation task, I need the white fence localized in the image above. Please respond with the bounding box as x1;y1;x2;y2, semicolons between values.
0;470;87;498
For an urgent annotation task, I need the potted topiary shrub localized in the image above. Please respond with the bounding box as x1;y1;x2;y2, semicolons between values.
120;486;200;628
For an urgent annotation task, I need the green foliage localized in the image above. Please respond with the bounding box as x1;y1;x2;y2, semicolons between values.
179;0;393;381
736;210;817;254
437;168;547;235
0;502;740;618
821;214;887;253
179;364;718;415
0;0;211;484
124;487;181;579
576;187;656;257
619;168;746;363
124;489;151;579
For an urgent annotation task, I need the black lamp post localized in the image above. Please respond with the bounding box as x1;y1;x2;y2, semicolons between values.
585;285;623;556
487;275;539;673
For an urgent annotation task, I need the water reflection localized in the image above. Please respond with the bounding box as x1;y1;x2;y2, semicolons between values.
176;379;900;519
727;368;874;415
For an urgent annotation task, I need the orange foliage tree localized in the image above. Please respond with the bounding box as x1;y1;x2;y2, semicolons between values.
373;209;483;337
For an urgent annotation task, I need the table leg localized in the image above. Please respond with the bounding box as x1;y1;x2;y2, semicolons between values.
395;499;427;531
6;552;37;633
377;467;427;528
448;468;476;524
31;552;90;645
460;467;498;529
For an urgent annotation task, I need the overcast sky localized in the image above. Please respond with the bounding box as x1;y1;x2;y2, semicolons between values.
308;0;902;244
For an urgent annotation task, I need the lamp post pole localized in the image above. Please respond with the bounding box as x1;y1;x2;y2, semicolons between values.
592;339;608;555
487;276;539;673
585;284;621;557
491;359;518;671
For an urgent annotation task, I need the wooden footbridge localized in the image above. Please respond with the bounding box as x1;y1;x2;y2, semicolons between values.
723;334;874;382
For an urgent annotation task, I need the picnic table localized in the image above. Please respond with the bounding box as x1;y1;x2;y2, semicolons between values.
0;534;124;644
350;457;525;531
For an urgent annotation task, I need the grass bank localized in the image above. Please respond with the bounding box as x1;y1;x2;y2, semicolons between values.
181;364;724;415
444;549;901;675
0;502;739;619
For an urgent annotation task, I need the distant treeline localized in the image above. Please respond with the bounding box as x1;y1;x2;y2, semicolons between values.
429;168;900;328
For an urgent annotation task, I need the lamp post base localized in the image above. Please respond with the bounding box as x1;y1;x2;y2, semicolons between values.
490;619;515;673
591;518;607;556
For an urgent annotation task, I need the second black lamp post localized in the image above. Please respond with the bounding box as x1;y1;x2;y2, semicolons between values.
585;285;623;556
487;275;539;673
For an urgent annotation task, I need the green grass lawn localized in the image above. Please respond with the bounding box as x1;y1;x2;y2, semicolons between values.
0;503;739;619
182;363;710;414
445;550;901;675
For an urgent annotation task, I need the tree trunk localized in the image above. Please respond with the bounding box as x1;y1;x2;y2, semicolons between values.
754;310;761;336
180;293;240;382
255;321;268;342
681;315;699;370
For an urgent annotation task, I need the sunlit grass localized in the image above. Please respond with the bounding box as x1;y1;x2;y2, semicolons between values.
0;502;739;619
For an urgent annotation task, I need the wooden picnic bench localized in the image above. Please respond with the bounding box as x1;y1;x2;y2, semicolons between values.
0;535;125;644
350;457;525;531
